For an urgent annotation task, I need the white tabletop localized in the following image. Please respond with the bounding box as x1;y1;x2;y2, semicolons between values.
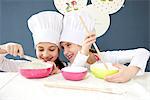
0;72;150;100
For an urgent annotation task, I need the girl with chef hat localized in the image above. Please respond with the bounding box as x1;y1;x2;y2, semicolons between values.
60;11;150;83
0;11;65;74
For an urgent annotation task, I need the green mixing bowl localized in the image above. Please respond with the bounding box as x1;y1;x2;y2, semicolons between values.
90;63;119;79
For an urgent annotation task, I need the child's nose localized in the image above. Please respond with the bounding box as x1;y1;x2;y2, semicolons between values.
42;51;49;58
64;48;69;55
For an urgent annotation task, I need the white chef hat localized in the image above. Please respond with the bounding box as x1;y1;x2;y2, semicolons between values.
60;11;95;46
28;11;63;47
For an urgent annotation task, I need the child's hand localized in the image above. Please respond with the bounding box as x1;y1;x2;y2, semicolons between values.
46;61;60;75
81;33;96;56
51;65;61;75
104;64;140;83
0;43;24;57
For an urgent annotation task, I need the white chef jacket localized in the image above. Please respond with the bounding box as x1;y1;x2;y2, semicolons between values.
72;48;150;76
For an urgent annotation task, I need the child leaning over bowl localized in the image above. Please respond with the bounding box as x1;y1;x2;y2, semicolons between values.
0;11;66;74
60;11;150;83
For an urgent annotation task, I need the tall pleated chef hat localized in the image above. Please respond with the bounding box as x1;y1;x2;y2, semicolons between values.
60;11;95;46
28;11;63;47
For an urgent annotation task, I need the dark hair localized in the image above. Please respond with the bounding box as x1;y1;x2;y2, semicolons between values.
54;58;66;69
89;48;97;53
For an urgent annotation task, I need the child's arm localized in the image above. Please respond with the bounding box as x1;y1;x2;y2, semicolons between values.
101;48;150;74
101;48;150;83
0;43;26;72
80;33;96;56
71;33;96;67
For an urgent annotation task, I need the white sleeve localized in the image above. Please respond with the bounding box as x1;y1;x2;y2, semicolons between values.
0;54;29;72
71;51;89;68
101;48;150;75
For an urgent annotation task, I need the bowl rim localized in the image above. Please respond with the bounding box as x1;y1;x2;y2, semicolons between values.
20;62;53;69
90;62;118;70
61;66;88;73
20;67;52;70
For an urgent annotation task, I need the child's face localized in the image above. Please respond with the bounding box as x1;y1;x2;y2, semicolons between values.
60;42;81;63
36;42;59;62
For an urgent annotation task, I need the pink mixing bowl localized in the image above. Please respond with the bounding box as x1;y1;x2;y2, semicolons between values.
61;66;87;81
20;62;53;79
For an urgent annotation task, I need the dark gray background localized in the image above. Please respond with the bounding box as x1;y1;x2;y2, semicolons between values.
0;0;150;71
